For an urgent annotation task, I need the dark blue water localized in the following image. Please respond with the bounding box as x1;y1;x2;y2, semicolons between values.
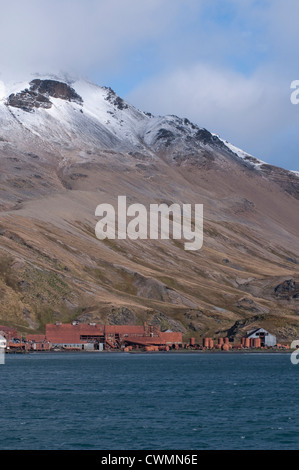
0;352;298;450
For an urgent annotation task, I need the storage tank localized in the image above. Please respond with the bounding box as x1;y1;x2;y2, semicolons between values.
254;338;261;348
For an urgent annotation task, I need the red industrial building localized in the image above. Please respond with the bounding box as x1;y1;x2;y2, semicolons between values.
25;321;183;351
0;325;18;340
25;334;51;351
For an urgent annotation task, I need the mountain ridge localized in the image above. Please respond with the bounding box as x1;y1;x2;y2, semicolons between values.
1;74;298;175
0;75;298;343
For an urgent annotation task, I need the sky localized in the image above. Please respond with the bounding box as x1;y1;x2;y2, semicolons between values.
0;0;298;171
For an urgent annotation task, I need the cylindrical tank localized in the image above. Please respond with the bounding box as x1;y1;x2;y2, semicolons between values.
241;337;245;346
250;338;255;348
190;337;195;346
254;338;261;348
224;337;229;344
244;338;250;348
203;338;210;348
209;339;214;349
218;337;224;345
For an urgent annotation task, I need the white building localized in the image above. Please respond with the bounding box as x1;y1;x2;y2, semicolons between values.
246;328;276;347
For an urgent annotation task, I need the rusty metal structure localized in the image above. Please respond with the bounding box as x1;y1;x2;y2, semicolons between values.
3;323;281;352
0;325;18;341
25;321;183;352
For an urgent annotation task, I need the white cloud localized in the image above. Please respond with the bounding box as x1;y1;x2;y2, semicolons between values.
0;0;185;79
0;0;298;170
127;63;298;168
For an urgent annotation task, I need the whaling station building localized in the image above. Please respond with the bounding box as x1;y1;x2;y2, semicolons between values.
241;328;277;348
1;323;281;352
25;321;183;352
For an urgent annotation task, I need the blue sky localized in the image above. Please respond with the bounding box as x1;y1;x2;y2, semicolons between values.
0;0;298;171
101;1;270;95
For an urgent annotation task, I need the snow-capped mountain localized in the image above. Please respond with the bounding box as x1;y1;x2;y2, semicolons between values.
0;76;148;152
0;75;299;342
1;74;294;175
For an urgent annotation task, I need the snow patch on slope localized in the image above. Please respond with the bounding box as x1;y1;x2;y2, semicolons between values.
215;134;299;178
215;134;268;168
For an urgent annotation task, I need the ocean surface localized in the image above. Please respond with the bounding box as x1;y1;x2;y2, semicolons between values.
0;352;298;450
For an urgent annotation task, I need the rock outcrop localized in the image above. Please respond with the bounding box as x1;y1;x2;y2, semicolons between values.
7;79;83;112
274;279;299;300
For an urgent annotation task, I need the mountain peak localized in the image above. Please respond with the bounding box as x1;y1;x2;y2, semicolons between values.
0;74;298;184
7;78;83;113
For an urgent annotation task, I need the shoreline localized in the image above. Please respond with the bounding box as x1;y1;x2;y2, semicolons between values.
5;348;293;355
